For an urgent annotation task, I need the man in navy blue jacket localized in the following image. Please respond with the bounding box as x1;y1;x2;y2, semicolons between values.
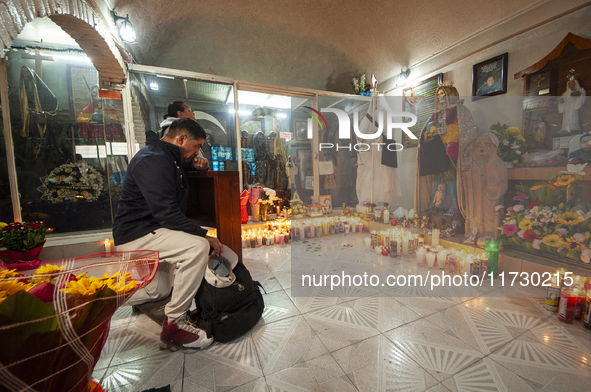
113;118;221;350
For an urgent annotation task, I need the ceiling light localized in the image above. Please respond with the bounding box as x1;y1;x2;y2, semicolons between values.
112;11;137;44
149;81;159;90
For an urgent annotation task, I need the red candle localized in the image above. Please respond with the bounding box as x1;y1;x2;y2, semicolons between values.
558;288;577;324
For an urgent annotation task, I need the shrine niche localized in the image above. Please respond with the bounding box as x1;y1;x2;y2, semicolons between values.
515;33;591;152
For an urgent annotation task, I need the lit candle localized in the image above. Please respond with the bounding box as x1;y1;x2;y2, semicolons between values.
322;222;329;236
558;287;577;324
448;254;458;274
104;239;112;253
416;247;425;263
432;229;440;246
268;234;274;245
280;234;285;245
359;222;364;233
274;231;280;244
364;237;371;250
426;252;436;269
402;238;409;256
345;223;350;234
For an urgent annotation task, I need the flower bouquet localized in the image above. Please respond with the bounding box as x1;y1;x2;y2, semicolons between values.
498;164;591;263
490;122;527;165
0;251;158;392
352;73;372;96
260;188;279;221
0;221;47;270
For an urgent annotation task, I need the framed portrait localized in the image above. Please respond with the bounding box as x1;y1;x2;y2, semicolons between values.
67;65;99;122
296;149;312;188
472;53;508;99
294;119;308;142
319;195;332;214
305;176;314;190
402;73;443;147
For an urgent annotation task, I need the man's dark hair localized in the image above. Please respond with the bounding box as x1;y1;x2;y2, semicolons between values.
167;118;206;140
164;101;186;119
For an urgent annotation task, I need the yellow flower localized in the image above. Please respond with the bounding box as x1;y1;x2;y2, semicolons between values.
516;135;526;142
531;184;546;191
0;222;7;229
565;237;585;252
556;211;584;227
513;160;519;164
553;175;575;187
32;264;64;283
507;127;520;135
0;279;34;303
559;203;564;210
542;234;564;247
0;269;19;280
519;219;533;231
63;277;103;296
107;280;138;294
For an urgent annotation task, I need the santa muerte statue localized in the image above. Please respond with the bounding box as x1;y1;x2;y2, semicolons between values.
415;82;478;233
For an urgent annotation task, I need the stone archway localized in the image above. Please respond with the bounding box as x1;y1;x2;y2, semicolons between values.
0;0;126;85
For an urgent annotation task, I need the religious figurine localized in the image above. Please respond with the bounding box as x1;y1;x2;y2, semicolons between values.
568;132;591;162
433;183;446;207
533;117;547;149
415;82;477;231
285;155;298;190
459;133;508;239
77;85;125;141
253;131;268;161
557;70;586;135
254;161;268;185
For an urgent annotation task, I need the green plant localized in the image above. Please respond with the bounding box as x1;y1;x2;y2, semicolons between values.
490;122;527;164
0;221;46;252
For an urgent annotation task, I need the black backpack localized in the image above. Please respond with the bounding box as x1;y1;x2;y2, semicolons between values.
193;261;265;343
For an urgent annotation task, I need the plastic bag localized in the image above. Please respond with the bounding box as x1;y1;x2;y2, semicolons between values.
517;150;568;167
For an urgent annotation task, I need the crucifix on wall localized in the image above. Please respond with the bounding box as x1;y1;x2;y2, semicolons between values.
533;74;545;88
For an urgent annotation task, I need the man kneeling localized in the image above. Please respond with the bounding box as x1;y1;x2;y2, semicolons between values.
113;118;222;351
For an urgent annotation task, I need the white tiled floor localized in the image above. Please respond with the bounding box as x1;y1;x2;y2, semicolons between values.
93;235;591;391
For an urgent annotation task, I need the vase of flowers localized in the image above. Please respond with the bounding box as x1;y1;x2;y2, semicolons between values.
0;221;47;268
352;73;372;96
260;187;278;222
490;122;527;165
498;163;591;263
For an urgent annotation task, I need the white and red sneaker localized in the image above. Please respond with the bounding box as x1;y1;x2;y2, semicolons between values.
159;314;214;351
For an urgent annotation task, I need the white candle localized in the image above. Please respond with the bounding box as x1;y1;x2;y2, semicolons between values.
268;235;274;245
416;248;426;263
257;235;263;246
104;239;112;253
426;252;436;269
274;232;280;244
432;229;440;246
402;238;409;256
364;237;371;250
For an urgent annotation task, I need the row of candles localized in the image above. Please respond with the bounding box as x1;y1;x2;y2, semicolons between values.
366;229;498;280
241;217;366;248
545;268;591;328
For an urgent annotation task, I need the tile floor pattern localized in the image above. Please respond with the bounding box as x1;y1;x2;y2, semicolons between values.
93;235;591;391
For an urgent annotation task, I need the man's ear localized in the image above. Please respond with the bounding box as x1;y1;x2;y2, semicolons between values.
177;133;187;145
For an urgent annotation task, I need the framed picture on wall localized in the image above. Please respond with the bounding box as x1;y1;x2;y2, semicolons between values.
66;65;99;123
294;119;308;142
472;53;508;99
319;195;332;214
402;73;443;147
296;149;312;189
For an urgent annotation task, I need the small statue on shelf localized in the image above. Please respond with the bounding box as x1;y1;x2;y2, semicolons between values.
557;69;586;135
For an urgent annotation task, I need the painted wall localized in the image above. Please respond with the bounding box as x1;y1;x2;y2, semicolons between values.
388;6;591;211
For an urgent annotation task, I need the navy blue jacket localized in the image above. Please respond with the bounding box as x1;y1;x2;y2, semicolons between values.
113;132;207;245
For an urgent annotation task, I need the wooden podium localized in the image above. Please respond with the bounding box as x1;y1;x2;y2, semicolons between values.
186;171;242;260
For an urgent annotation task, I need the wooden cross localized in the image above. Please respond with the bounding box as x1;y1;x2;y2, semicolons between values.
20;47;53;80
533;74;545;88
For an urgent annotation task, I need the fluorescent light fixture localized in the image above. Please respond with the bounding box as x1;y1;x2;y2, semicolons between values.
156;74;176;79
52;54;91;63
227;90;293;109
228;109;252;116
277;113;288;119
149;81;159;90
